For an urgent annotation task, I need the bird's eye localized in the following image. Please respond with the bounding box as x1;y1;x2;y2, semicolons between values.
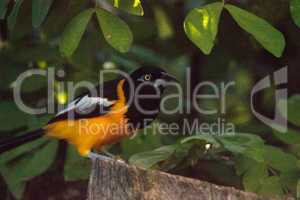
144;74;152;81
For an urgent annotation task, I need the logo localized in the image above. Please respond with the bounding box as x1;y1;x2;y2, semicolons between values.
250;67;288;133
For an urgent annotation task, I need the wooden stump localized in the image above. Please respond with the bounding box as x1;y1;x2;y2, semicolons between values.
88;159;293;200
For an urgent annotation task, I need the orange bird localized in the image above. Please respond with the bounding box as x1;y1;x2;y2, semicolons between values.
0;67;178;160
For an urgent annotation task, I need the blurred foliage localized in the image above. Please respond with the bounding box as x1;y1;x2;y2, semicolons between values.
0;138;58;199
108;0;144;16
0;0;300;199
290;0;300;28
32;0;54;28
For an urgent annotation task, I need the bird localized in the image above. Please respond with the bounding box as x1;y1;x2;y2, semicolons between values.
0;66;178;160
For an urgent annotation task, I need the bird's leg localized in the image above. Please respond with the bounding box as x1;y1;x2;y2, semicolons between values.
88;151;125;163
87;152;114;161
101;150;126;163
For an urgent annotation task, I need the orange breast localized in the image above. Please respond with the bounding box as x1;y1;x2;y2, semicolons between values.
44;80;130;156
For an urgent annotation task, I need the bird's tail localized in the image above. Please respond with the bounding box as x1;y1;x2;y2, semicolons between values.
0;128;44;154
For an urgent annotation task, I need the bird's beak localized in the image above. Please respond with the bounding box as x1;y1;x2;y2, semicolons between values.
161;72;179;83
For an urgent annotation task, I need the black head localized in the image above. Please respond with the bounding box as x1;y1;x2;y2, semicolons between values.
123;66;178;128
129;66;178;90
125;66;178;99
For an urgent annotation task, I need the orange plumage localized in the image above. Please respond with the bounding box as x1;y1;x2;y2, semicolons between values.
0;67;178;156
45;80;131;156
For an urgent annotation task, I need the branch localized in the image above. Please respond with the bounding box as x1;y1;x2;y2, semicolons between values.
87;158;294;200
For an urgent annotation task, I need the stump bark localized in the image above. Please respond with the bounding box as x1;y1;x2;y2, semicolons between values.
87;159;293;200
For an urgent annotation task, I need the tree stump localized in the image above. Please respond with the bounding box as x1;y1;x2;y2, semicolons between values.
87;159;293;200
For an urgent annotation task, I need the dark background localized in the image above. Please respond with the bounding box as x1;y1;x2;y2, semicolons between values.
0;0;299;199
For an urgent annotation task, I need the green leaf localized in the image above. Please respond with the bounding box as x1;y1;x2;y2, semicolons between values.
108;0;144;16
181;134;219;145
96;8;133;53
236;152;293;197
264;145;298;172
27;115;53;131
236;156;285;197
297;179;300;199
59;9;94;57
0;101;29;131
183;133;265;162
291;0;300;28
234;155;256;176
259;176;284;197
184;2;223;55
0;139;58;199
273;128;300;145
243;163;268;192
7;0;24;31
0;0;9;19
5;180;25;200
64;145;90;181
244;146;265;163
289;98;300;127
166;143;195;169
153;5;173;40
278;95;300;127
218;133;264;154
17;140;58;180
0;138;48;165
225;4;285;57
129;145;177;169
280;170;300;196
32;0;54;28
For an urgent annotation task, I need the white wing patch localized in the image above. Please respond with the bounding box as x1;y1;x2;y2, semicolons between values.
56;95;114;116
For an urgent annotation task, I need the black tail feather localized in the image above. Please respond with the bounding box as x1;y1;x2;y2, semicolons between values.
0;129;44;154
